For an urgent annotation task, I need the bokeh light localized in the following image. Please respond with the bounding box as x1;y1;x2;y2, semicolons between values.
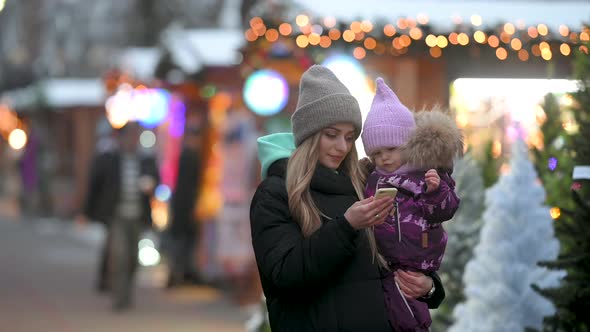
140;130;157;149
155;184;172;202
547;157;558;171
550;207;561;220
243;69;289;116
8;128;27;150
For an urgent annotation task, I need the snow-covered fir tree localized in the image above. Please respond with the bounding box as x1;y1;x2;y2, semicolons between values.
449;139;565;332
431;153;485;331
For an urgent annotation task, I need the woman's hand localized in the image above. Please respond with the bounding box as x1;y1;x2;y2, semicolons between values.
394;270;434;299
344;196;394;230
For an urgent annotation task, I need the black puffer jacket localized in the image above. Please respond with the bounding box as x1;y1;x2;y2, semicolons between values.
250;159;444;331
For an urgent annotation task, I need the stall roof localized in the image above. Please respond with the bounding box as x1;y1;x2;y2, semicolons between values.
162;28;244;74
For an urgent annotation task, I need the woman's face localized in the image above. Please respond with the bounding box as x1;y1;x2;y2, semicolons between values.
318;123;356;170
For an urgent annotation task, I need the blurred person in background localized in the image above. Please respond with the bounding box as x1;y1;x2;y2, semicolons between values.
166;125;204;288
217;112;261;306
79;122;159;311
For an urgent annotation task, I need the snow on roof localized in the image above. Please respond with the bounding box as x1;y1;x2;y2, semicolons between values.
163;28;245;74
2;79;106;109
117;47;162;81
293;0;590;31
40;79;106;108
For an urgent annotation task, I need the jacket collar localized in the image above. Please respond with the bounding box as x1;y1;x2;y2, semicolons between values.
266;158;357;196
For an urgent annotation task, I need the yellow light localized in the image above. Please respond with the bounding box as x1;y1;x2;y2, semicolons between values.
364;37;377;50
510;38;522;51
296;35;309;48
417;14;429;25
329;29;341;40
474;31;486;44
384;24;397;37
492;140;502;158
532;44;541;57
397;18;409;30
254;24;267;37
430;46;442;58
296;15;309;27
560;43;571;56
244;29;257;41
361;20;373;33
581;32;590;42
353;47;367;60
279;23;292;36
350;21;362;33
537;24;549;36
249;17;263;29
500;32;511;44
0;0;5;12
342;30;355;42
541;48;552;61
392;38;403;50
324;17;336;28
8;128;27;150
539;41;550;51
471;15;482;26
528;27;539;38
436;35;448;48
265;29;279;42
458;33;469;46
518;49;529;61
425;34;437;47
308;33;321;45
550;207;561;220
559;25;569;37
409;27;423;40
456;113;469;128
504;23;516;35
449;32;459;45
400;35;412;47
320;36;332;48
496;47;508;60
151;201;169;230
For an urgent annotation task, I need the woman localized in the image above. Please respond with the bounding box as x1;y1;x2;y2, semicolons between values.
250;65;445;331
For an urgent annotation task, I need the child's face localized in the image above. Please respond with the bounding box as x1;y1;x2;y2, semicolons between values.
371;147;403;173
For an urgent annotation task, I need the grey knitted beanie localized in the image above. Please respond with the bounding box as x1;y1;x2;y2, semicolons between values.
291;65;362;146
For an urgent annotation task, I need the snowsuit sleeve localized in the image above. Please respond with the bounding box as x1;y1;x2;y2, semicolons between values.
418;172;460;224
250;177;360;292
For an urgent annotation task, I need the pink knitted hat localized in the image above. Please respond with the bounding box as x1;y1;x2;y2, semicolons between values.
361;78;416;156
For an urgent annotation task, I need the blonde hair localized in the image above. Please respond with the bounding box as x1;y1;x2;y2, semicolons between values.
286;130;386;267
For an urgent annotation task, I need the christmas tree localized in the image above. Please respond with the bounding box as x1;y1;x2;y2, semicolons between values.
431;153;485;331
530;93;574;211
479;140;500;188
449;139;565;332
535;41;590;332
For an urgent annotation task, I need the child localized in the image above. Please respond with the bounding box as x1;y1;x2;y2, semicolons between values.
361;78;463;332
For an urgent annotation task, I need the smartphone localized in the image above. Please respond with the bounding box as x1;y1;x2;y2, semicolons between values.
374;187;398;200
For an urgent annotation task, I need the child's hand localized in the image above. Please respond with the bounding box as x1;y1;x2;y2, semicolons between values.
425;169;440;193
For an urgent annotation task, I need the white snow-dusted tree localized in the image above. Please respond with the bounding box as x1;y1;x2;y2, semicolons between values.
431;153;485;331
449;139;565;332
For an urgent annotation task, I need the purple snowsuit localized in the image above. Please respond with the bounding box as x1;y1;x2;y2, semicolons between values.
365;166;460;332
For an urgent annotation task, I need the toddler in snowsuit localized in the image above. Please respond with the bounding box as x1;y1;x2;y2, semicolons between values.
362;78;463;331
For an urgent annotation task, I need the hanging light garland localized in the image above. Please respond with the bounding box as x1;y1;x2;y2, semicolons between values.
243;14;590;62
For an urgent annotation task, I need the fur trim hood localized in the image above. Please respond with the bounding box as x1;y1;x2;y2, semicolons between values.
401;108;464;170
